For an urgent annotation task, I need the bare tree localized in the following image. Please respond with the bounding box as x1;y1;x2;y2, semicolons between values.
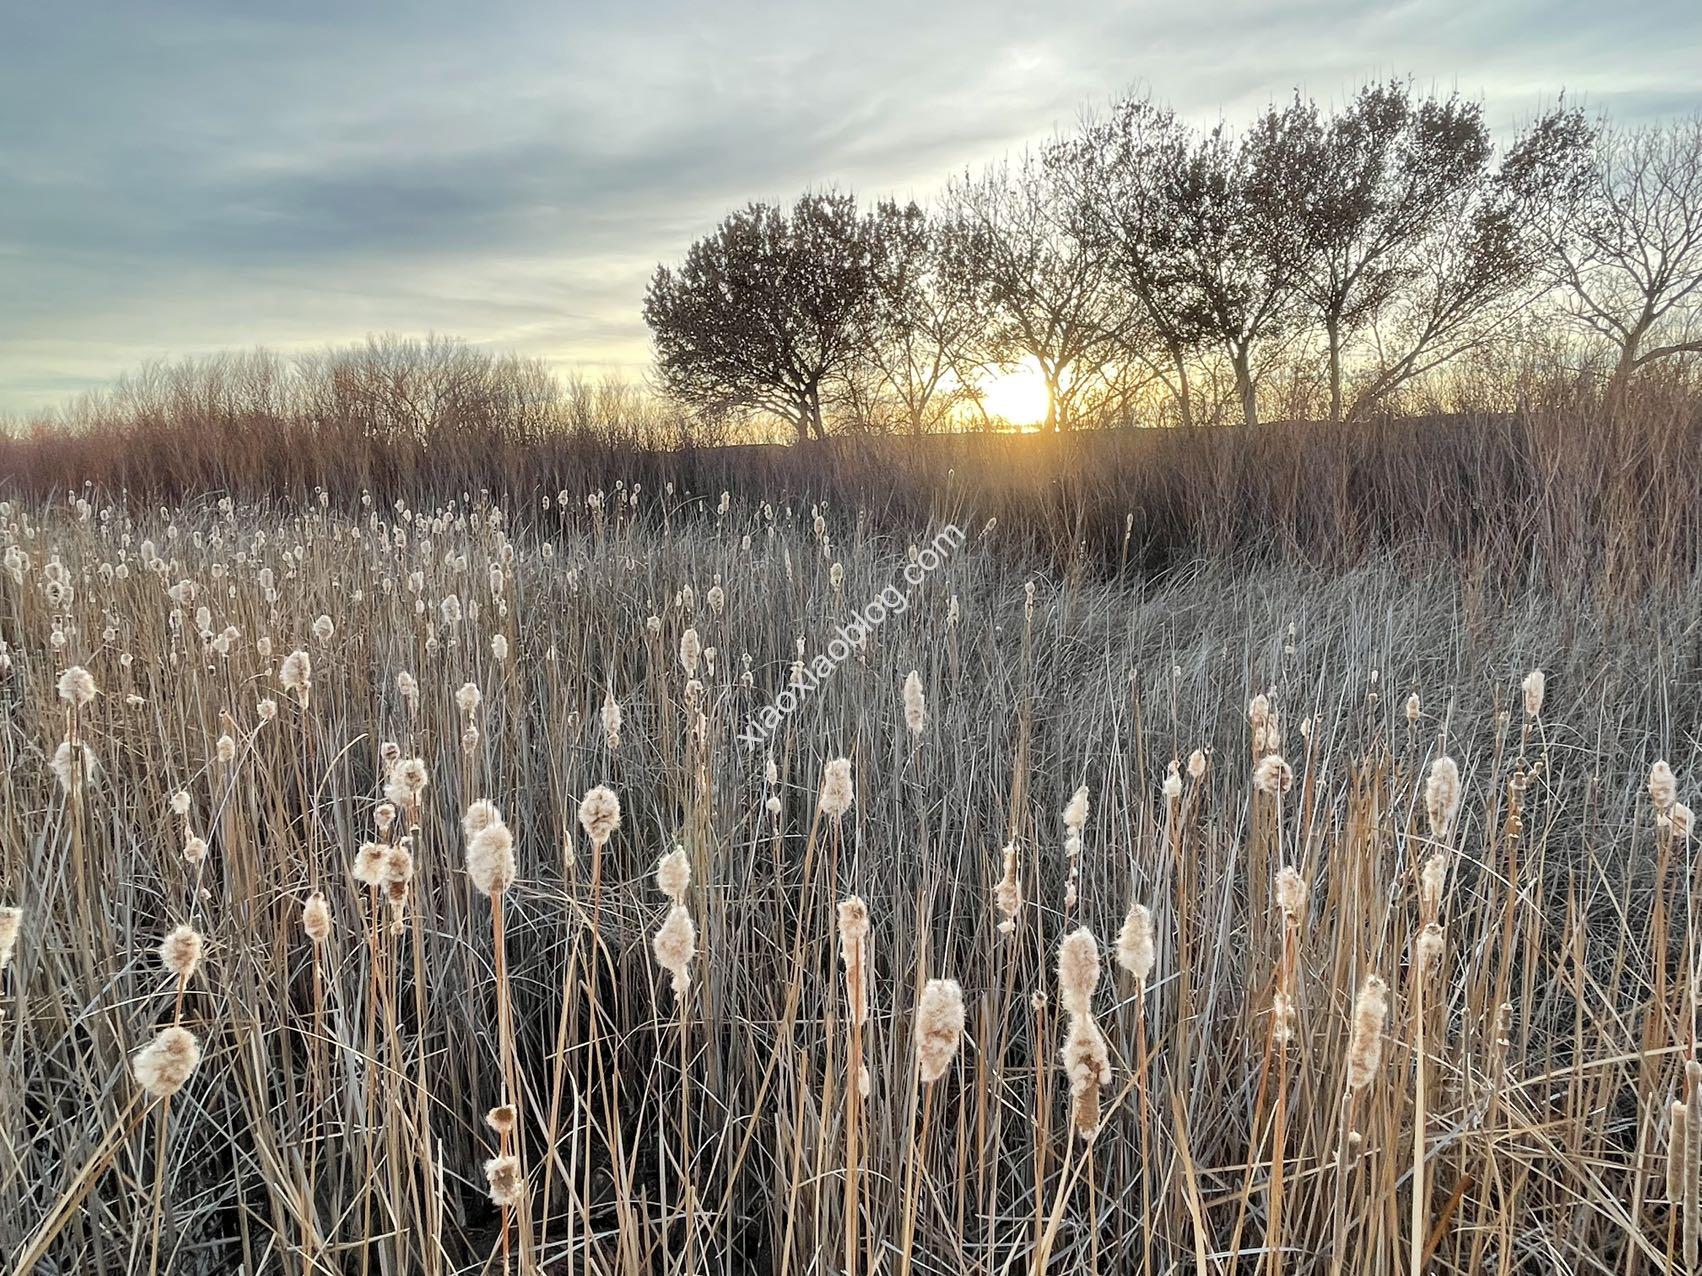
854;200;991;435
944;154;1131;430
644;191;872;443
1048;96;1209;426
1547;115;1702;396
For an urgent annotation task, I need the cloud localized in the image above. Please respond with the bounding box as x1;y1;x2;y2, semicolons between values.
2;0;1699;412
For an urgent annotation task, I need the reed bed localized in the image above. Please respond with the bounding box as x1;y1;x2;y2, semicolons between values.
0;486;1699;1274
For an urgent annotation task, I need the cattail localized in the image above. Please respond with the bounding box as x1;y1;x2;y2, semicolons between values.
397;670;419;710
312;614;334;643
1187;749;1206;779
652;903;696;999
354;842;389;887
837;896;870;1027
0;906;20;973
132;1025;202;1100
302;893;331;943
1652;760;1678;811
484;1154;524;1207
1522;669;1545;717
384;757;429;811
486;1104;517;1136
57;665;97;707
1405;693;1421;724
1674;803;1695;841
51;739;98;791
1425;756;1462;839
1059;1013;1112;1139
1275;865;1308;923
679;627;702;675
1414;922;1445;975
256;698;277;723
1419;851;1450;917
1344;974;1390;1091
466;818;517;897
374;802;396;834
578;784;621;847
602;689;622;748
456;681;482;717
216;733;236;764
462;798;502;841
1115;903;1155;984
1248;693;1270;731
902;670;925;736
818;758;853;819
1272;992;1297;1045
158;924;204;981
1162;763;1182;801
170;791;191;817
1057;927;1101;1018
1062;785;1089;834
656;847;691;902
914;978;966;1082
278;649;312;700
182;834;207;865
1253;754;1294;795
994;844;1022;934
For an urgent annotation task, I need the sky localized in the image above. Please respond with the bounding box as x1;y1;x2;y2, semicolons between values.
3;0;1700;417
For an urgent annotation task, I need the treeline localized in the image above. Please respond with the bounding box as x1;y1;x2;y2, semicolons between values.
645;81;1702;437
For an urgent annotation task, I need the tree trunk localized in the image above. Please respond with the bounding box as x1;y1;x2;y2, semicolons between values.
1172;347;1195;429
1231;348;1258;428
1326;316;1343;424
807;386;827;441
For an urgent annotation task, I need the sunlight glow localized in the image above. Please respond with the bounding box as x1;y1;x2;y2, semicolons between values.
977;357;1051;427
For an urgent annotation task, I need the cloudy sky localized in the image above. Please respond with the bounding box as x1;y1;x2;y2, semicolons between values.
3;0;1699;415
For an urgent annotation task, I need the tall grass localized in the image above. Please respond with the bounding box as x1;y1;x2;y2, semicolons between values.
0;483;1699;1273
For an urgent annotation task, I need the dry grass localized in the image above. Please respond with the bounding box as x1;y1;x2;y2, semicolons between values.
0;482;1699;1275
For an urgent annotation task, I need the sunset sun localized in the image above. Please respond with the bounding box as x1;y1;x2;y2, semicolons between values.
977;357;1051;426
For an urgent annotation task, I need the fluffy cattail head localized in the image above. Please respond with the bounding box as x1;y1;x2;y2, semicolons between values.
679;627;702;675
1419;850;1450;917
1115;903;1155;983
1415;922;1445;975
1405;693;1421;724
656;847;691;902
652;903;696;999
132;1025;202;1100
158;923;204;981
818;758;853;819
466;818;517;897
1275;865;1308;924
302;893;331;943
578;784;621;847
1425;756;1462;840
57;665;97;708
455;681;481;717
1187;749;1206;779
485;1104;517;1136
279;649;312;698
1059;1014;1111;1139
461;798;502;841
0;905;21;973
1253;754;1294;796
902;670;925;736
1057;927;1101;1017
1062;785;1089;834
1344;974;1391;1091
354;842;389;887
1652;760;1678;811
994;844;1022;934
1522;669;1545;717
915;978;966;1083
484;1154;524;1207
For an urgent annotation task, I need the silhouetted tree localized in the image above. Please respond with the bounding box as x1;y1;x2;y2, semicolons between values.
1545;115;1702;397
644;191;872;442
945;154;1133;430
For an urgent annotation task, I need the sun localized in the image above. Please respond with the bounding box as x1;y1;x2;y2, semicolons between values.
977;357;1051;427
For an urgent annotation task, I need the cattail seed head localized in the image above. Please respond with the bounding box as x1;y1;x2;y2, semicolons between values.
1673;802;1695;841
1115;903;1155;983
57;665;97;708
915;978;966;1083
1275;865;1308;924
466;818;517;897
679;627;701;675
1669;1099;1690;1204
656;847;691;902
485;1104;517;1136
818;757;853;819
902;670;925;736
1253;754;1294;796
1405;693;1421;724
1652;761;1678;811
455;681;481;717
1062;785;1089;834
1187;749;1206;779
0;906;21;973
652;902;696;999
577;784;621;847
1522;669;1545;717
132;1025;202;1100
1345;974;1391;1091
1415;921;1445;974
279;649;312;699
1059;1013;1111;1139
461;798;502;841
1057;927;1101;1017
484;1154;524;1207
170;791;191;816
302;893;331;943
1425;756;1462;839
1419;850;1450;917
994;844;1022;934
158;924;204;981
354;842;388;887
